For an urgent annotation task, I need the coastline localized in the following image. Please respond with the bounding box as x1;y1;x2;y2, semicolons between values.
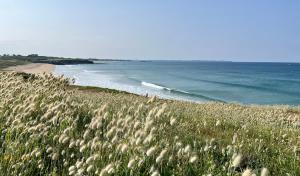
3;62;299;106
4;63;55;74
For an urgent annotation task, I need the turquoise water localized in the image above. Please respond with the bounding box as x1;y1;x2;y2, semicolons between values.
55;61;300;105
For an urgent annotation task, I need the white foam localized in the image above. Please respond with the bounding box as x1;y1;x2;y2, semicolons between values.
141;81;165;90
54;65;203;103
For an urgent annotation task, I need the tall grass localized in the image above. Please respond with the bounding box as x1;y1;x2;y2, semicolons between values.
0;72;299;175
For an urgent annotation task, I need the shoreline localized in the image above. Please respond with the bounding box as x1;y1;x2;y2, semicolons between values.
4;63;55;74
3;63;299;106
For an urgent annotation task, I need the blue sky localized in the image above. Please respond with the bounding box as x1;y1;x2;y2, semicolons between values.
0;0;300;62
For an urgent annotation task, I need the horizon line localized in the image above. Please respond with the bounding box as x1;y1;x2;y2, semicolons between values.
1;54;299;63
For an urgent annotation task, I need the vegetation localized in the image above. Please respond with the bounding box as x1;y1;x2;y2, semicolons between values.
0;54;94;65
0;72;299;175
0;58;29;69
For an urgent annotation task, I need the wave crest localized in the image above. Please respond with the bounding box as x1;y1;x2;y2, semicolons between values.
141;81;171;91
141;81;225;102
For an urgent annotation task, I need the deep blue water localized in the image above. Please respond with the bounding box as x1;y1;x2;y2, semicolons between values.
55;61;300;105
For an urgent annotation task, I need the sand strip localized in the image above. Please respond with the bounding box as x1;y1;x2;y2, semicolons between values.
4;63;55;74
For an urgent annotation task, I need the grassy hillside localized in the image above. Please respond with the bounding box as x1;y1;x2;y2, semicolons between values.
0;59;29;69
0;72;299;175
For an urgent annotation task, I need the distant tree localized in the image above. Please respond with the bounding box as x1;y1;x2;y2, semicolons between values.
27;54;39;57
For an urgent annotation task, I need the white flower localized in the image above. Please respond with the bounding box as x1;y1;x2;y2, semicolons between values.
189;155;198;163
86;156;94;164
170;117;176;126
69;141;76;148
242;168;253;176
151;170;160;176
83;130;90;140
232;133;238;144
121;144;128;153
293;146;298;154
146;146;157;157
184;145;191;153
261;168;269;176
35;151;41;157
80;145;87;153
216;120;221;126
77;168;84;175
51;153;59;160
87;165;93;172
232;154;242;168
62;136;69;144
46;147;52;153
127;158;136;168
68;166;76;172
156;149;168;163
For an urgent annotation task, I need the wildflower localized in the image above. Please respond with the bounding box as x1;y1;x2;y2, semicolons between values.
146;146;157;156
87;165;93;172
79;139;85;146
69;141;76;148
62;136;69;144
76;161;83;169
189;155;198;163
91;154;99;161
138;159;144;167
35;151;41;157
77;168;84;175
147;96;156;103
80;145;87;153
156;149;167;163
156;103;167;117
86;156;94;164
170;117;176;126
83;129;90;140
232;154;242;168
69;166;76;173
242;168;253;176
121;144;128;153
52;116;59;125
232;133;238;144
151;170;160;176
282;134;287;138
184;145;191;153
261;168;269;176
127;158;136;168
204;145;210;152
293;146;298;154
99;169;107;176
51;153;59;160
216;120;221;126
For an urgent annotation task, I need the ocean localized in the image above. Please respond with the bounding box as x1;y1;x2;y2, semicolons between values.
54;60;300;105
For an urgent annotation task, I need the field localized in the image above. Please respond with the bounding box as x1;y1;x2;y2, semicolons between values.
0;71;300;175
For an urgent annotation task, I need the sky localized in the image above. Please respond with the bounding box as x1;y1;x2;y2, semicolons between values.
0;0;300;62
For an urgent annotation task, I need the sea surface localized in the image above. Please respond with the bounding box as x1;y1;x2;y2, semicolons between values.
54;61;300;105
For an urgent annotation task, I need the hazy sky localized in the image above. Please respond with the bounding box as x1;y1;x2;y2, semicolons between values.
1;0;300;62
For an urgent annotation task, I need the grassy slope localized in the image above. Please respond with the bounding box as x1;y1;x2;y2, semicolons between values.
74;83;300;175
0;61;300;175
0;59;29;69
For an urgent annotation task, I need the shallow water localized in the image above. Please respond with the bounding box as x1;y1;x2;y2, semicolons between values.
55;61;300;105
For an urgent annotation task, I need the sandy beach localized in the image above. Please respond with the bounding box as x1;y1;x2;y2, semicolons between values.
4;63;55;74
